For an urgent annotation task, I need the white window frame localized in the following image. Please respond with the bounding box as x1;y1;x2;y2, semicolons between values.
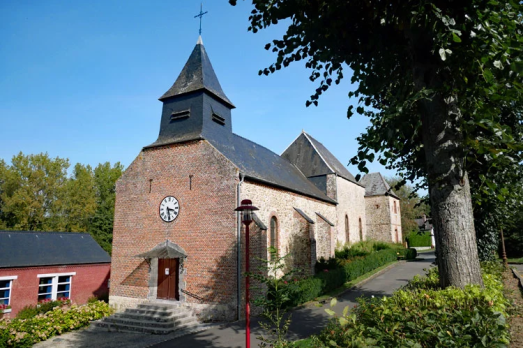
37;272;75;301
0;276;17;313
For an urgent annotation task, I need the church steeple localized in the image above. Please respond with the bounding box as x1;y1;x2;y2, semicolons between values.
145;37;235;149
159;37;234;108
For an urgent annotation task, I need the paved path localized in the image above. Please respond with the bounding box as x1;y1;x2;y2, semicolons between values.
510;264;523;274
35;252;435;348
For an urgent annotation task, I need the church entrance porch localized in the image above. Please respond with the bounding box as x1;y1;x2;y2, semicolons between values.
157;258;179;300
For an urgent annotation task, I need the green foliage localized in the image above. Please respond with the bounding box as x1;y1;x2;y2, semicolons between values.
16;299;71;320
315;265;510;347
88;162;124;254
249;247;295;347
0;301;113;347
406;231;432;247
231;0;523;288
386;177;431;237
288;248;400;307
0;152;123;254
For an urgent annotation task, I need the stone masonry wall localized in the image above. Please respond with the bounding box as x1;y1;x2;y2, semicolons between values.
241;181;337;273
335;177;367;246
364;195;402;243
388;196;402;243
110;140;239;321
315;216;333;261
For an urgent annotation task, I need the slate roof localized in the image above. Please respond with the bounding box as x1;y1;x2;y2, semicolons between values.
316;212;334;226
359;172;399;199
159;36;235;108
135;240;187;259
253;213;268;230
281;132;361;186
207;134;337;204
293;208;315;224
0;231;110;268
415;218;433;232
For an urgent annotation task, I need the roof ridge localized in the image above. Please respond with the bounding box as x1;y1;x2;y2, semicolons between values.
0;230;90;235
302;132;335;173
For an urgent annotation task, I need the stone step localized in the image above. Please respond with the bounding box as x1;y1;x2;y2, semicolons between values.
137;303;181;311
124;308;174;317
93;320;216;336
94;321;176;335
103;315;198;329
116;310;191;322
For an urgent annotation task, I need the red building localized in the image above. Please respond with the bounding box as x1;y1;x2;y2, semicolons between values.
0;231;110;318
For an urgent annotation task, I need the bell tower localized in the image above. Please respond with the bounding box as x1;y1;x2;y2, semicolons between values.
145;36;235;149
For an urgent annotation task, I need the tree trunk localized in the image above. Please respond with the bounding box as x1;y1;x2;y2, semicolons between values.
415;70;483;288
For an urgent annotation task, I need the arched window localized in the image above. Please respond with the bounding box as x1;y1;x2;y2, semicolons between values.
270;216;278;257
393;201;397;214
345;215;349;244
359;218;363;241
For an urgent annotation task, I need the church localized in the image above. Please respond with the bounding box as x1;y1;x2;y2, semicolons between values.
109;36;401;322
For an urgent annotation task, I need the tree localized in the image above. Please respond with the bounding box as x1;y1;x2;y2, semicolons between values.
386;177;430;238
230;0;523;288
0;152;69;231
63;163;97;232
88;162;124;254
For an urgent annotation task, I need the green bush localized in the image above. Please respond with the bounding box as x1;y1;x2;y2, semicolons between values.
315;265;510;347
405;247;418;260
406;231;432;247
0;301;113;347
16;299;71;320
288;249;399;306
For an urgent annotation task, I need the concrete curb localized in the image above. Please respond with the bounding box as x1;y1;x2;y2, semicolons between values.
511;267;523;291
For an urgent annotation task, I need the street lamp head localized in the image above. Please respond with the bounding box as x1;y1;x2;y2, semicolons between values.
235;199;259;223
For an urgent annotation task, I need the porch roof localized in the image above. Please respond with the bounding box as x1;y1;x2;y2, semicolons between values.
135;240;187;259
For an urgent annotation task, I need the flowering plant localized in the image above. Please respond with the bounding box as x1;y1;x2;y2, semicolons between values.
0;304;11;311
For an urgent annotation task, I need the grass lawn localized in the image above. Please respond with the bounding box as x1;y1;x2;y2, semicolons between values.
508;257;523;264
416;248;435;253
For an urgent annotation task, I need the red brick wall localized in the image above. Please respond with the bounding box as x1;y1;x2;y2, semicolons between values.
111;140;239;306
0;263;110;317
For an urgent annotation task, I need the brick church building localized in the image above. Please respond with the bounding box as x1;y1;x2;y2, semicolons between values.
109;36;401;321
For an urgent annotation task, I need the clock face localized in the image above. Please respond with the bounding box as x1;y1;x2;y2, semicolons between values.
159;196;180;222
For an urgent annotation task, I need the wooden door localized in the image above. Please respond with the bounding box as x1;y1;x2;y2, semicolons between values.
157;258;179;300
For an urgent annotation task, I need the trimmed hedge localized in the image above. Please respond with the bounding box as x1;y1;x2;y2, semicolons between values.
406;231;431;247
287;248;402;306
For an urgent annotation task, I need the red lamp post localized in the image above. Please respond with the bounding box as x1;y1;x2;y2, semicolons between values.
235;199;259;348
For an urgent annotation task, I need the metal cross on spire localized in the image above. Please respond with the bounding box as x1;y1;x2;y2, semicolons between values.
194;3;208;36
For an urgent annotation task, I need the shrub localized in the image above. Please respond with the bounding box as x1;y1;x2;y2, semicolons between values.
405;247;417;260
0;301;113;347
288;249;399;306
315;265;510;347
406;230;432;247
16;298;71;320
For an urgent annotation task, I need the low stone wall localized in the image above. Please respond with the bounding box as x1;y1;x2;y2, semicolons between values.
109;295;148;313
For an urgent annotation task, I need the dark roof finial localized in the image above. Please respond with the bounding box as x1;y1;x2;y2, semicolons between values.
194;3;208;36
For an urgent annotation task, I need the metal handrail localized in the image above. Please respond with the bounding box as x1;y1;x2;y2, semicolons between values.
180;289;206;302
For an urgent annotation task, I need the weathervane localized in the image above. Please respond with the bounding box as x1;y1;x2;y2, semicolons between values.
194;3;208;36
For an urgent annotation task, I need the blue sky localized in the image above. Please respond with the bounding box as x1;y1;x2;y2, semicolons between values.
0;1;400;182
